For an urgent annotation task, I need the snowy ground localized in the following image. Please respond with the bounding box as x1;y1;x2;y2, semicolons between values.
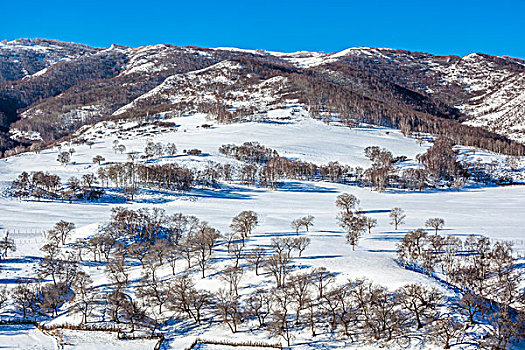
0;111;524;349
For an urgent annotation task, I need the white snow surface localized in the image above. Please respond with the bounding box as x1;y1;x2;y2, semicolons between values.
1;112;525;349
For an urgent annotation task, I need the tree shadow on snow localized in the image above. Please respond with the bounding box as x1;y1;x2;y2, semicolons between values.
367;234;405;242
360;209;391;214
276;181;338;193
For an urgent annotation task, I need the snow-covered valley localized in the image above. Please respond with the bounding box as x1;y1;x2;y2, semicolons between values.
0;111;524;349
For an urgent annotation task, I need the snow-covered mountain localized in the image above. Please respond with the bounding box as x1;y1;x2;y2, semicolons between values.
2;40;525;350
1;39;525;157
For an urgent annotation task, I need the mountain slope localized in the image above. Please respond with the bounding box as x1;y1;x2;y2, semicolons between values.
1;39;525;157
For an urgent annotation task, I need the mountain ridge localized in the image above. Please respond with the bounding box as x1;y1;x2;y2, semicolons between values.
1;38;525;157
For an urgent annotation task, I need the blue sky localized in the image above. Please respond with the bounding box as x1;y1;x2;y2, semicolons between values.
2;0;525;58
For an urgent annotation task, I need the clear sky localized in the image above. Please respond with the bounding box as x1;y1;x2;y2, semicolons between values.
2;0;525;58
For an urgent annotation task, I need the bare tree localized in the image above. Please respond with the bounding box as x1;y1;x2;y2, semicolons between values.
214;288;243;333
230;211;259;245
117;144;127;154
291;219;302;235
389;207;406;230
166;143;178;156
339;212;367;250
267;288;294;346
246;288;272;328
167;274;204;323
288;273;313;324
336;193;360;214
312;267;335;299
106;256;129;287
431;316;464;349
12;282;37;318
57;151;71;166
293;237;310;257
137;278;170;314
247;247;266;275
82;173;98;190
93;155;105;165
0;232;16;260
0;285;8;311
73;273;95;324
107;287;130;323
364;216;377;234
425;218;445;235
48;220;75;245
229;242;245;269
219;265;244;296
121;298;147;332
194;222;219;278
396;283;441;329
458;292;483;324
301;215;315;232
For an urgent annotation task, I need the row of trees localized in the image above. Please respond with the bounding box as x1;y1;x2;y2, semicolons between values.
222;141;471;192
9;171;104;202
7;136;490;207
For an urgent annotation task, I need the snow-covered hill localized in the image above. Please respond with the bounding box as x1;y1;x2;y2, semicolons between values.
1;109;525;349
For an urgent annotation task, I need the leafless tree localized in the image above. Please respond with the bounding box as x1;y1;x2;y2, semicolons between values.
267;288;294;346
230;211;259;245
0;232;16;260
293;237;310;257
93;155;105;165
167;274;202;322
396;283;441;329
121;298;147;332
246;288;272;328
48;220;75;246
12;281;38;318
107;287;130;323
458;292;483;324
431;316;464;349
106;256;129;287
288;273;313;324
229;242;245;269
194;222;219;278
74;290;95;324
425;218;445;235
0;285;7;311
339;212;367;250
219;265;244;296
57;151;71;166
265;252;291;288
166;143;178;156
364;216;377;234
137;278;170;314
301;215;315;232
247;247;266;275
336;193;360;214
291;219;302;235
214;288;243;333
311;267;335;299
389;207;406;230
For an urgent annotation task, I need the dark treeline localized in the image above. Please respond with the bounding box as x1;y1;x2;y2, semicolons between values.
288;72;525;156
